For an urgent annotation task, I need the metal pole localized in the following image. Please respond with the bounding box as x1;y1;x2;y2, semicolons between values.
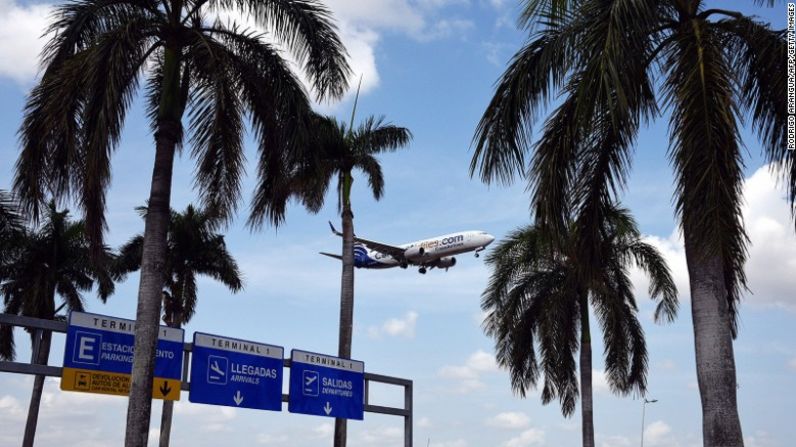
640;402;646;447
404;381;413;447
640;399;657;447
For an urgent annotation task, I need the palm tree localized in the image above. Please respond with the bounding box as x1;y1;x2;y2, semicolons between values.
114;204;242;447
0;203;115;447
13;1;349;444
482;205;677;447
470;1;787;445
0;190;23;266
289;112;411;446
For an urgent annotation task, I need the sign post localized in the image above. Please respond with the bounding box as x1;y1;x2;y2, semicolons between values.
60;311;183;400
288;349;364;420
189;332;284;410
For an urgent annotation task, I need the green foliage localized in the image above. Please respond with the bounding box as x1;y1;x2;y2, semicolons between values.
114;204;243;326
482;204;677;416
15;0;352;250
0;203;116;360
471;0;787;333
252;114;413;221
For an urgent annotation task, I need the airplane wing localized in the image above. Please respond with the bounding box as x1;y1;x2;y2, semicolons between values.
328;221;407;260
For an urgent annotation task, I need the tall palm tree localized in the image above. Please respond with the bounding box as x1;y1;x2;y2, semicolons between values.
289;113;411;446
114;204;242;447
482;205;677;447
13;1;349;444
0;203;115;447
470;1;787;445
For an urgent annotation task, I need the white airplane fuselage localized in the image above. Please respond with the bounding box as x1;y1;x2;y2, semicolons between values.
354;230;495;270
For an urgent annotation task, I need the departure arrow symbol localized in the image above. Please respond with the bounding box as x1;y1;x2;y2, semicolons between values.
323;401;333;415
159;381;172;397
233;390;244;406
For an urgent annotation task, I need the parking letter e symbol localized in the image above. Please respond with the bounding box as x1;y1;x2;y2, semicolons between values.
73;332;101;365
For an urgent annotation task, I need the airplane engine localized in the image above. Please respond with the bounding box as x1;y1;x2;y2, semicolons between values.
404;246;426;261
436;257;456;269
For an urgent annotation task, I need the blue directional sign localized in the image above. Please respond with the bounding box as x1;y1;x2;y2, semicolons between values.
189;332;284;411
288;350;364;420
61;311;184;400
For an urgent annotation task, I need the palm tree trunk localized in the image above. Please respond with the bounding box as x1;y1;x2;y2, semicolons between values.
579;295;594;447
334;172;355;447
22;329;51;447
685;242;744;447
125;43;182;447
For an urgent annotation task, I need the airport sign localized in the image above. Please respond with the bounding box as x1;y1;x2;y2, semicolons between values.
288;350;364;420
60;311;183;400
189;332;284;410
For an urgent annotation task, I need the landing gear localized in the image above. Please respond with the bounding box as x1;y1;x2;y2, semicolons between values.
475;247;485;258
400;262;408;269
419;267;427;274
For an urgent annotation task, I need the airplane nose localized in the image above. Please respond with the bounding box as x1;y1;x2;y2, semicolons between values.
485;234;495;246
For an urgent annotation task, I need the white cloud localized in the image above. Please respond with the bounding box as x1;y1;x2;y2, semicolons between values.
437;350;499;394
467;350;499;372
504;428;545;447
356;426;403;445
256;433;289;445
418;416;433;428
314;422;335;438
318;0;474;100
429;440;468;447
600;435;632;447
586;369;610;394
415;18;474;42
631;164;796;313
741;165;796;311
368;311;419;338
486;411;530;429
643;420;675;447
0;0;52;83
0;0;469;100
745;430;777;447
658;359;676;371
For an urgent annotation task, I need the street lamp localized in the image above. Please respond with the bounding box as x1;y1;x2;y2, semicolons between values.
640;398;658;447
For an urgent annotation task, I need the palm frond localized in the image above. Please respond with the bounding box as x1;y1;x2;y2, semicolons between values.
663;20;748;335
231;0;351;101
185;29;245;222
352;116;412;155
627;241;678;323
719;17;792;223
353;155;385;201
76;16;154;255
470;23;576;185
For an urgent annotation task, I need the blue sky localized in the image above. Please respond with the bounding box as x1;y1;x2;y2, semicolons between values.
1;1;795;446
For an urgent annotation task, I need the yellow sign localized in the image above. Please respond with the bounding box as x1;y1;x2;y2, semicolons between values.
61;368;181;401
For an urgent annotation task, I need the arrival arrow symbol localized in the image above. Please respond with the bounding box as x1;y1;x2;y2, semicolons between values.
159;380;172;397
323;401;333;415
233;390;244;406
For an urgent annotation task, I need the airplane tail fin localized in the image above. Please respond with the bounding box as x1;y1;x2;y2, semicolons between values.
319;252;343;261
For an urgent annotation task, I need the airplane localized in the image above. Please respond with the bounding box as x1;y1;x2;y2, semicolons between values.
321;222;496;274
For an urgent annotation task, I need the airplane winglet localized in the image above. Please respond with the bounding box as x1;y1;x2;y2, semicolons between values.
328;221;343;236
320;252;343;260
